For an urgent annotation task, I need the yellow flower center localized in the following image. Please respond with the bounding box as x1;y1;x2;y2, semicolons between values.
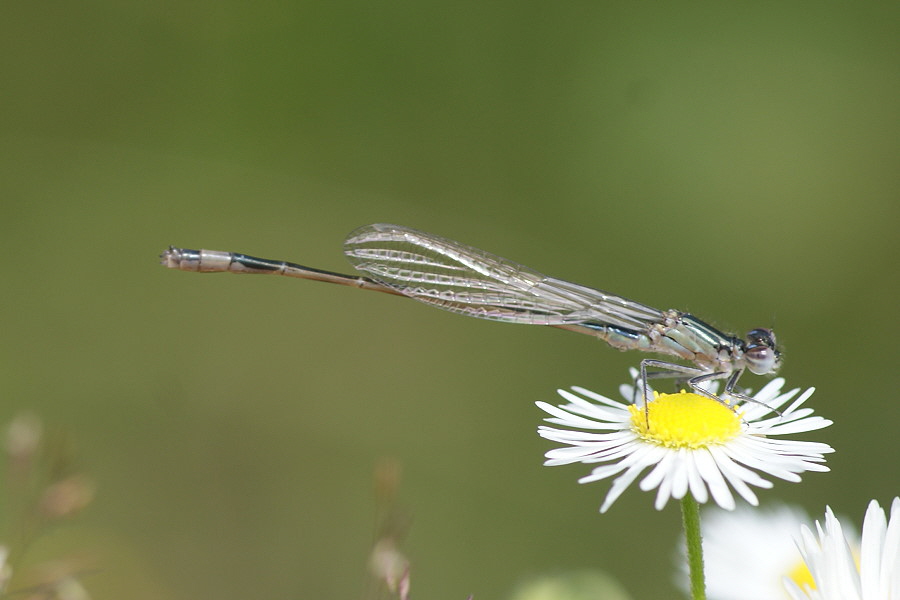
786;559;815;591
629;391;742;448
784;548;858;594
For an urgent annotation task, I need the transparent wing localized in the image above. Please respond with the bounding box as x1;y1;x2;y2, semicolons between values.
343;223;665;330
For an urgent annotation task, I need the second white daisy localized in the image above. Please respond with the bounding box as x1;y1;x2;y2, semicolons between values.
680;504;827;600
786;497;900;600
537;370;833;513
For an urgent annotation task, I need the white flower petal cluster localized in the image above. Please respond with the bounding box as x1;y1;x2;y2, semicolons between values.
537;372;833;512
786;498;900;600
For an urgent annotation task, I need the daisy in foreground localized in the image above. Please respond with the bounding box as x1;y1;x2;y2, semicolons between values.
786;497;900;600
679;504;829;600
536;369;833;513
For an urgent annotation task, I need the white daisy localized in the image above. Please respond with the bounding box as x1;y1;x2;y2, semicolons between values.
536;370;833;513
680;504;832;600
786;497;900;600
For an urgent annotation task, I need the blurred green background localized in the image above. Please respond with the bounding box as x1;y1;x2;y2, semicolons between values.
1;2;898;598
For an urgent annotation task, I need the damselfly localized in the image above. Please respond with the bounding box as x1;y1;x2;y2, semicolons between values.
161;223;781;409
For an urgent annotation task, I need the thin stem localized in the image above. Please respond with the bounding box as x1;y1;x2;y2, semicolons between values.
681;495;706;600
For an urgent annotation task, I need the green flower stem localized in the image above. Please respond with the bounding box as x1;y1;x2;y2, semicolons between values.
681;495;706;600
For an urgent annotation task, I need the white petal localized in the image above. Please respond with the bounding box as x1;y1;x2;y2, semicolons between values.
652;473;672;510
685;458;709;504
694;450;736;510
567;386;624;408
859;499;887;598
884;498;900;599
598;445;664;512
637;449;676;491
764;415;833;435
707;446;766;505
536;402;623;430
669;450;690;501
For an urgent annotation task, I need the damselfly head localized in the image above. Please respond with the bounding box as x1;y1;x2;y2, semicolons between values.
743;328;781;375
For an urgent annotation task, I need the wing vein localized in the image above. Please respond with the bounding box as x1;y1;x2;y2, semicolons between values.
344;224;665;328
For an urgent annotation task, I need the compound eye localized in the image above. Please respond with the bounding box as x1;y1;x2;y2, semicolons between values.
747;328;776;346
745;345;777;374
